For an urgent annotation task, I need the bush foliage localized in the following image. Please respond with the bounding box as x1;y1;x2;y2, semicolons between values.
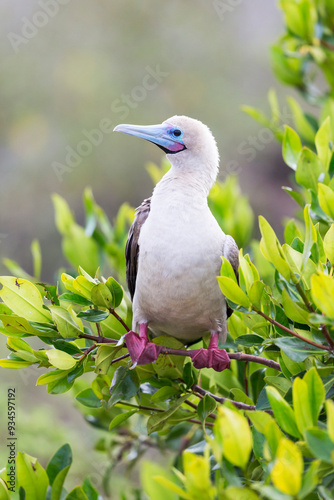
2;0;334;498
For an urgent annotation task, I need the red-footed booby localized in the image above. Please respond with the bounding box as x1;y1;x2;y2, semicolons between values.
114;116;239;372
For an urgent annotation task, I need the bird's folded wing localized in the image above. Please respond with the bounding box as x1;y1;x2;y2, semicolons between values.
125;197;151;300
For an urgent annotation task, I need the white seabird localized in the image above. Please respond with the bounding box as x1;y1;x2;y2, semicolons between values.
114;116;239;371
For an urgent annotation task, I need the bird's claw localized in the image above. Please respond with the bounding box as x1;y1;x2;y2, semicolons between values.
191;347;230;372
124;331;162;366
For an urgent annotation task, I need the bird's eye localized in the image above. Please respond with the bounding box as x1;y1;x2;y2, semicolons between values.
172;129;182;138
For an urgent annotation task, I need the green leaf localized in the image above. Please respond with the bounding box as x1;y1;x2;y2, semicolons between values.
0;358;34;369
315;117;332;170
220;257;238;283
281;289;309;324
59;293;93;306
77;309;109;322
90;283;113;309
153;476;190;500
183;452;215;499
305;427;334;463
65;487;89;500
31;239;42;280
46;444;72;500
52;194;75;235
296;148;327;193
0;479;10;500
49;306;82;338
105;277;124;308
76;388;102;408
273;337;326;362
282;125;302;170
326;400;334;443
197;394;216;426
47;349;76;370
147;394;189;434
82;478;100;500
293;377;314;435
152;336;185;379
324;224;334;264
141;462;178;500
259;217;291;281
287;97;316;142
72;276;96;300
109;410;137;430
270;438;303;496
36;369;69;386
16;452;49;500
318;183;334;219
151;386;181;403
108;366;139;407
217;277;251;308
235;333;264;347
266;386;300;438
225;487;261;500
0;277;51;322
248;281;265;310
0;314;40;336
311;273;334;320
214;406;252;469
303;368;325;426
299;459;320;499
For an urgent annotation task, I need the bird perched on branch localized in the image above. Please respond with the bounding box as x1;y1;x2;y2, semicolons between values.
114;116;239;372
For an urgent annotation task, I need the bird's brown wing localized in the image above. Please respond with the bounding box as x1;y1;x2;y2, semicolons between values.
125;197;151;300
224;235;239;318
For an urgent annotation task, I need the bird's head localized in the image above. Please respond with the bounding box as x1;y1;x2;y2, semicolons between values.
114;116;220;190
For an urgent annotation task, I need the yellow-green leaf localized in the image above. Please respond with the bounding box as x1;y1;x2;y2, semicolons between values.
293;377;314;434
217;277;250;308
16;452;49;500
270;438;303;496
311;273;334;319
326;400;334;443
214;406;252;469
315;117;332;170
281;289;309;324
282;125;302;170
46;349;77;370
49;306;82;338
324;224;334;264
0;277;51;322
259;217;291;281
318;183;334;219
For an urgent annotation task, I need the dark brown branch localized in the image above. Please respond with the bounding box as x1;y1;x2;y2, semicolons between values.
255;310;331;352
78;333;117;344
109;308;130;332
111;353;130;364
160;346;281;371
192;384;273;415
320;39;334;51
118;400;214;427
77;343;97;362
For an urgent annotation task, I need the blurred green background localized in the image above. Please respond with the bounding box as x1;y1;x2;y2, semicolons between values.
0;0;300;496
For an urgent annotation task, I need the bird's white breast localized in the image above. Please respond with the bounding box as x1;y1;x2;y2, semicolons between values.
132;187;228;343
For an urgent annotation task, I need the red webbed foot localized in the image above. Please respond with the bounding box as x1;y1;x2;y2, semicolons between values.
124;324;162;366
190;332;230;372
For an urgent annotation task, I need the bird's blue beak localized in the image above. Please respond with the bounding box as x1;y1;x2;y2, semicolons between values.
113;122;186;154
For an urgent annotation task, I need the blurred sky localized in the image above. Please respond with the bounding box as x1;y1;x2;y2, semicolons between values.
0;0;297;280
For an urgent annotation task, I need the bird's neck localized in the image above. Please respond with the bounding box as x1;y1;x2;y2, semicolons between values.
153;163;216;202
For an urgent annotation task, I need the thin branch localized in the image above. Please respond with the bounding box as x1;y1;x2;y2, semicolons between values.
320;39;334;51
160;346;281;371
111;353;130;364
255;310;331;352
109;308;130;332
192;384;273;415
118;400;214;427
78;333;117;344
77;343;97;362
